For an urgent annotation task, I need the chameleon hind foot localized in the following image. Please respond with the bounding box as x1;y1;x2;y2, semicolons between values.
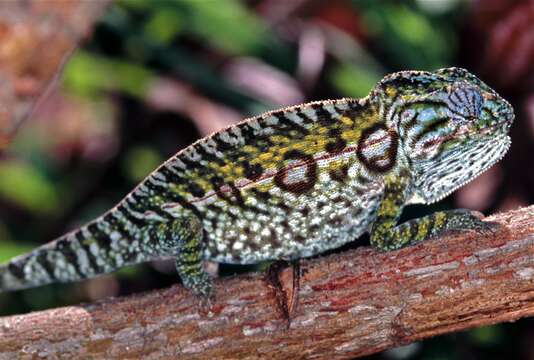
265;260;301;328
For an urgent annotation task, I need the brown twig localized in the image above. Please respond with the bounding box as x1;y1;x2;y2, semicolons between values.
0;205;533;358
0;0;111;149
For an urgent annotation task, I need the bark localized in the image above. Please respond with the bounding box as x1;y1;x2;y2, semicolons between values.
0;205;533;359
0;0;111;149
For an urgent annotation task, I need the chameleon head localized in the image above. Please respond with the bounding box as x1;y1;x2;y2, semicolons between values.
389;67;515;204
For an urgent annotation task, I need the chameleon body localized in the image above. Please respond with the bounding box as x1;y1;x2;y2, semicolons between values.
0;68;514;299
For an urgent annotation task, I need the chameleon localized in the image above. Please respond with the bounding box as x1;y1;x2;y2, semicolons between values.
0;67;514;301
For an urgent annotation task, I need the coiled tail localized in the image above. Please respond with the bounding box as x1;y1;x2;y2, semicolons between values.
0;211;151;293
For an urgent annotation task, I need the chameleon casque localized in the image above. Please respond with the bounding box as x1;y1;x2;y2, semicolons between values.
0;67;514;300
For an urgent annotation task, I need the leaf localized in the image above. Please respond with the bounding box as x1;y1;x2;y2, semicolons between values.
0;161;59;214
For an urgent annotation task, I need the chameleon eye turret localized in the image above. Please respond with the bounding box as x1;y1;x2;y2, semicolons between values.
0;67;513;301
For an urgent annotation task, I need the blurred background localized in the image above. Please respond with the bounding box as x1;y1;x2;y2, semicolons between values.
0;0;533;358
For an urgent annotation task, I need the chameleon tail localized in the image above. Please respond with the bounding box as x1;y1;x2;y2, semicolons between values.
0;214;149;293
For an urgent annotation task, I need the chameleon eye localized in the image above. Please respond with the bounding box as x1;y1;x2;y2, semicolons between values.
447;85;483;119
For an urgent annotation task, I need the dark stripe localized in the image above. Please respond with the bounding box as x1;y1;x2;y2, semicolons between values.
271;110;309;134
325;137;347;154
449;90;464;110
127;192;148;211
158;165;185;185
161;189;204;218
141;181;183;219
144;177;168;193
194;144;227;166
311;103;336;126
87;223;112;254
104;212;134;238
8;261;25;280
243;161;264;182
176;154;197;169
36;250;56;280
329;164;349;182
212;133;234;151
55;238;84;277
239;123;257;139
76;231;101;274
117;203;145;228
187;181;206;198
211;176;246;209
295;109;315;125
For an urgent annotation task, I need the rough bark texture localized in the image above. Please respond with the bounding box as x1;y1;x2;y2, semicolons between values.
0;0;111;149
0;205;533;359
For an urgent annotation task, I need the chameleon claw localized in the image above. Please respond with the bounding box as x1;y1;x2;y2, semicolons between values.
197;290;216;315
472;220;500;237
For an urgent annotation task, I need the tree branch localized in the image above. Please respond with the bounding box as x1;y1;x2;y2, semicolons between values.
1;205;533;358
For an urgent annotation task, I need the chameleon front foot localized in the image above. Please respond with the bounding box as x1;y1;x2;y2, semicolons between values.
369;176;501;251
441;209;500;237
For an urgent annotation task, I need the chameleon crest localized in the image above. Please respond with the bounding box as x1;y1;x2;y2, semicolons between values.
0;68;514;300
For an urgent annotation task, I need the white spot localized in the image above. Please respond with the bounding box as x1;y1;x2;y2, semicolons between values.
285;111;306;126
264;115;279;126
89;242;100;256
232;241;244;250
217;242;227;252
152;171;166;181
218;131;234;144
300;107;318;121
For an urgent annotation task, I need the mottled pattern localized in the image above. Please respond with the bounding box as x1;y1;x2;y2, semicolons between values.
0;67;515;299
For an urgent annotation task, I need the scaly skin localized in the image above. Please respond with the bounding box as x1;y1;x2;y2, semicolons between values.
0;68;514;299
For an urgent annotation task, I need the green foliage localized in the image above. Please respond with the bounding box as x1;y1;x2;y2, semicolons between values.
122;146;163;183
63;51;153;97
0;161;59;214
330;63;382;98
355;1;455;69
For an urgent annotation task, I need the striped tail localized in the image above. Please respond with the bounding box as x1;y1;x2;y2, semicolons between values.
0;210;152;293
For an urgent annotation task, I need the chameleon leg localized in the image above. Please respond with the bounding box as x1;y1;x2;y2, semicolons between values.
150;215;213;299
370;176;498;251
